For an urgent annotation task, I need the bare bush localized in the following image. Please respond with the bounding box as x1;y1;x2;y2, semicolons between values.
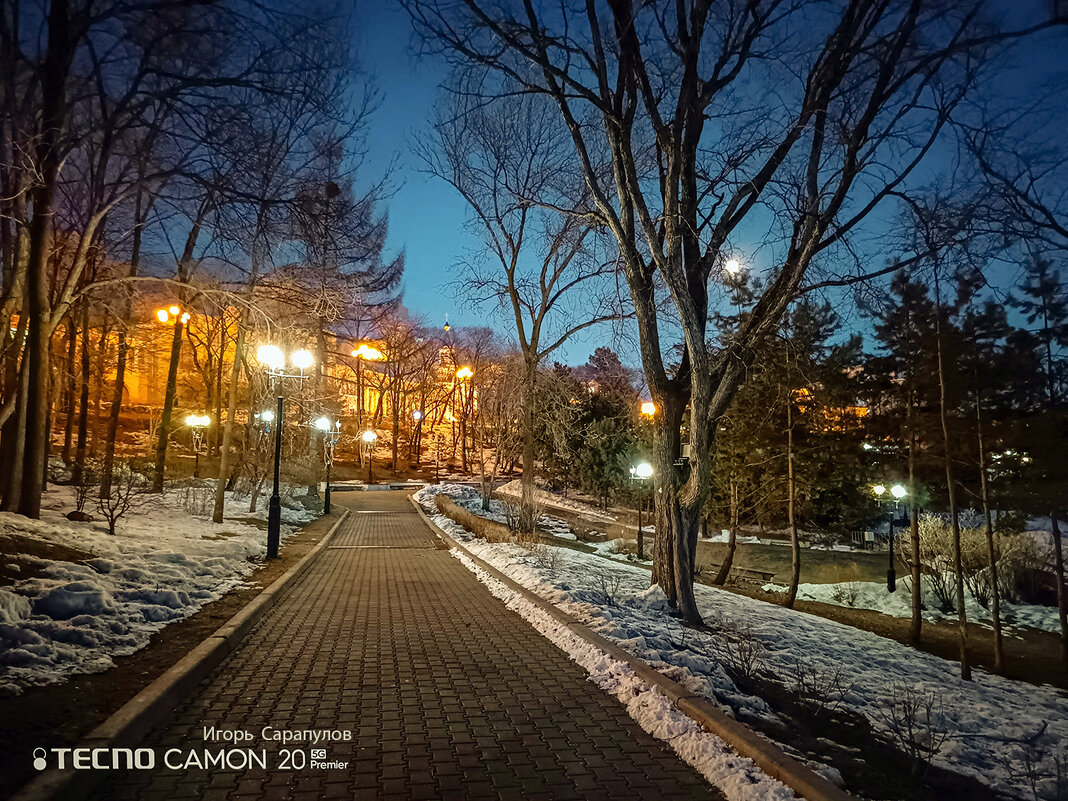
97;463;150;535
829;564;864;607
526;543;561;572
178;484;214;518
594;569;624;606
787;658;854;722
718;618;767;680
872;683;951;781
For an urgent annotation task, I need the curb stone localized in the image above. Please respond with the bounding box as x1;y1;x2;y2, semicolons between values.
11;507;351;801
410;494;854;801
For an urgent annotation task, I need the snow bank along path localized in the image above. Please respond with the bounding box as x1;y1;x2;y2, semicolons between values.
0;484;316;694
415;494;862;801
418;484;1068;801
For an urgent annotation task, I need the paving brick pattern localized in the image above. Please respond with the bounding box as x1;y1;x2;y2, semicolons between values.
91;492;716;800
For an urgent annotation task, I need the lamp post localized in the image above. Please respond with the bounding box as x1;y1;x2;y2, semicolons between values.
629;462;653;559
412;410;423;465
361;430;378;485
873;483;907;593
257;344;315;559
184;414;210;478
314;416;341;513
350;343;385;433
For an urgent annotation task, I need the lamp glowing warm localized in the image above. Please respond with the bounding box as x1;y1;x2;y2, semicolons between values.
156;309;170;323
256;345;284;371
313;416;333;432
168;305;180;316
640;401;656;416
412;410;423;421
291;349;314;370
185;414;210;427
361;430;378;443
259;410;275;423
456;366;473;380
351;344;385;361
873;484;886;496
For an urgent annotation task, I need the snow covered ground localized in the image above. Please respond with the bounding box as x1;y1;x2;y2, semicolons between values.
419;484;1068;801
763;578;1066;635
496;479;617;522
0;481;316;694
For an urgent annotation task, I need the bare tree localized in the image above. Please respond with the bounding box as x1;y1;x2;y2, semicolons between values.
419;85;624;531
405;0;1063;622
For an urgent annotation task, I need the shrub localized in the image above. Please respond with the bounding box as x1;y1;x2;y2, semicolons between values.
829;564;864;607
435;494;514;543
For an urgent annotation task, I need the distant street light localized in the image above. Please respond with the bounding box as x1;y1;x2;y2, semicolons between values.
629;462;654;559
456;366;473;380
256;344;316;559
724;258;742;276
362;430;378;485
873;483;908;592
639;401;656;417
184;414;210;478
314;416;342;513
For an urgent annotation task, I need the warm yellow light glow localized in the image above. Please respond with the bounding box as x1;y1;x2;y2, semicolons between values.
412;410;423;421
291;349;314;370
256;345;285;371
313;416;333;432
351;343;385;361
185;414;210;428
456;366;473;380
361;430;378;443
259;410;275;423
180;312;190;324
873;484;886;496
640;401;656;416
155;309;169;323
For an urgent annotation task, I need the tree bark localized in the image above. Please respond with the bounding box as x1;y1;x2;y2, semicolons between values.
712;478;738;585
784;398;801;609
975;391;1004;673
1052;516;1068;669
61;316;76;464
71;299;90;485
934;274;970;680
907;389;922;644
519;359;538;532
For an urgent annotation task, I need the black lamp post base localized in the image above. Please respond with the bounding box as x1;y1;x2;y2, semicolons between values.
267;495;281;559
887;568;897;593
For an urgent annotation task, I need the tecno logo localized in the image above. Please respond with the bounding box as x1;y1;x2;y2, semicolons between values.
33;748;156;770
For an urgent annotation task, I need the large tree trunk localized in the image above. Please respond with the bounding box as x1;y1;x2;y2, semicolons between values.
18;0;73;519
1052;516;1068;669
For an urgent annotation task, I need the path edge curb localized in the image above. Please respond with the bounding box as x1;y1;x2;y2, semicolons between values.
11;506;351;801
410;495;854;801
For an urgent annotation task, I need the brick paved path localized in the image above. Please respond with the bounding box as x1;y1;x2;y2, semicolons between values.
91;492;716;800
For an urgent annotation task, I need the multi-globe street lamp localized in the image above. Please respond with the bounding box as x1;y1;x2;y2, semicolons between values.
314;416;342;514
184;414;210;478
257;344;315;559
629;462;654;559
873;483;907;593
361;430;378;485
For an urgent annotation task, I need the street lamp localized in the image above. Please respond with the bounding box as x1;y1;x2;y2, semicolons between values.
639;401;656;417
361;430;378;485
314;415;341;513
184;414;210;478
629;462;654;559
873;483;907;593
156;305;190;325
256;344;316;559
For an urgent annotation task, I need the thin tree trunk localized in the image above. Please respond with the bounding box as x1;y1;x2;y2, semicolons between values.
71;300;90;485
519;359;537;532
975;390;1004;673
934;273;970;680
713;477;738;585
907;390;922;644
213;313;247;522
61;316;76;463
785;399;801;608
